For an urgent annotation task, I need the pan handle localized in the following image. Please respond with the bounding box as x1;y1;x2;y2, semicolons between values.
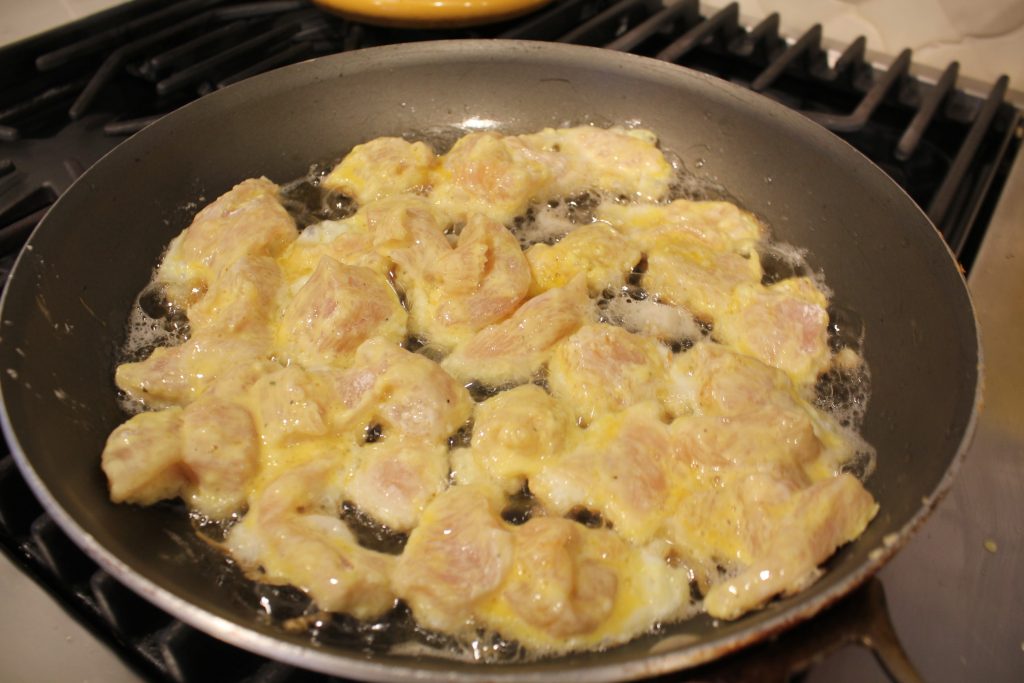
693;579;924;683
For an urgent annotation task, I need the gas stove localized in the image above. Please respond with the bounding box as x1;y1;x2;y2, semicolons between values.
1;2;1021;682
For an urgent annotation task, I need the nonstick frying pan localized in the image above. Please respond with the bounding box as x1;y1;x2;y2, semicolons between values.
0;41;980;681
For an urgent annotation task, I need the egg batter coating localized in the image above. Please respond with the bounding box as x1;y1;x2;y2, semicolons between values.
322;137;435;204
458;384;578;494
103;125;878;658
525;223;642;296
596;198;764;254
518;126;674;201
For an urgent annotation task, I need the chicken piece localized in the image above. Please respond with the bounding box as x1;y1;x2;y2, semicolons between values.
277;258;407;369
441;275;593;386
186;255;283;335
500;518;618;637
643;241;763;321
464;384;577;494
252;365;330;447
156;178;297;307
517;126;674;201
364;195;452;257
322;137;435;204
328;337;473;446
279;196;451;290
117;257;281;409
662;341;802;418
659;467;793;594
181;396;259;518
115;332;270;409
202;358;281;401
595;198;764;254
344;440;449;532
225;459;397;619
525;223;642;296
277;212;388;288
666;341;858;480
670;409;820;488
393;485;514;633
429;132;553;225
547;323;670;425
484;521;692;652
702;473;878;619
393;213;531;349
101;408;187;506
530;403;674;544
715;277;831;387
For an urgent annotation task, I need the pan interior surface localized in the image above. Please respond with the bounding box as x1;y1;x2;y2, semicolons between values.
0;41;978;681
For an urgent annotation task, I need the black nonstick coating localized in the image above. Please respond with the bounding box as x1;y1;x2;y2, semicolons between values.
0;41;979;681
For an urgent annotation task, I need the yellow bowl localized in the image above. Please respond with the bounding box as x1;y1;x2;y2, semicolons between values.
313;0;555;28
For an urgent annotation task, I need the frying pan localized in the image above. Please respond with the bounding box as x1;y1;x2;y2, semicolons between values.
0;41;979;681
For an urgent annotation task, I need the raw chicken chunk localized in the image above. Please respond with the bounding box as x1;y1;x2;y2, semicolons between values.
531;403;674;544
461;384;577;493
596;198;764;254
715;277;831;387
329;338;473;446
393;486;514;633
441;275;593;386
118;256;281;409
393;213;530;349
157;177;297;306
497;518;618;638
278;258;407;368
518;126;674;201
226;459;397;619
115;332;269;408
344;440;449;532
180;395;259;518
101;408;187;506
702;473;878;619
252;365;330;447
430;132;553;225
643;241;763;320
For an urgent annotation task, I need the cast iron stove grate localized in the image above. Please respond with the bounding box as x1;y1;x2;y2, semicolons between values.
0;1;1019;682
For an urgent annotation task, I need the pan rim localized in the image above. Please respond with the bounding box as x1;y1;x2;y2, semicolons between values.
0;38;982;681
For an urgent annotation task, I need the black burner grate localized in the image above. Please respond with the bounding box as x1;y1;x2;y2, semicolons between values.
0;1;1018;681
